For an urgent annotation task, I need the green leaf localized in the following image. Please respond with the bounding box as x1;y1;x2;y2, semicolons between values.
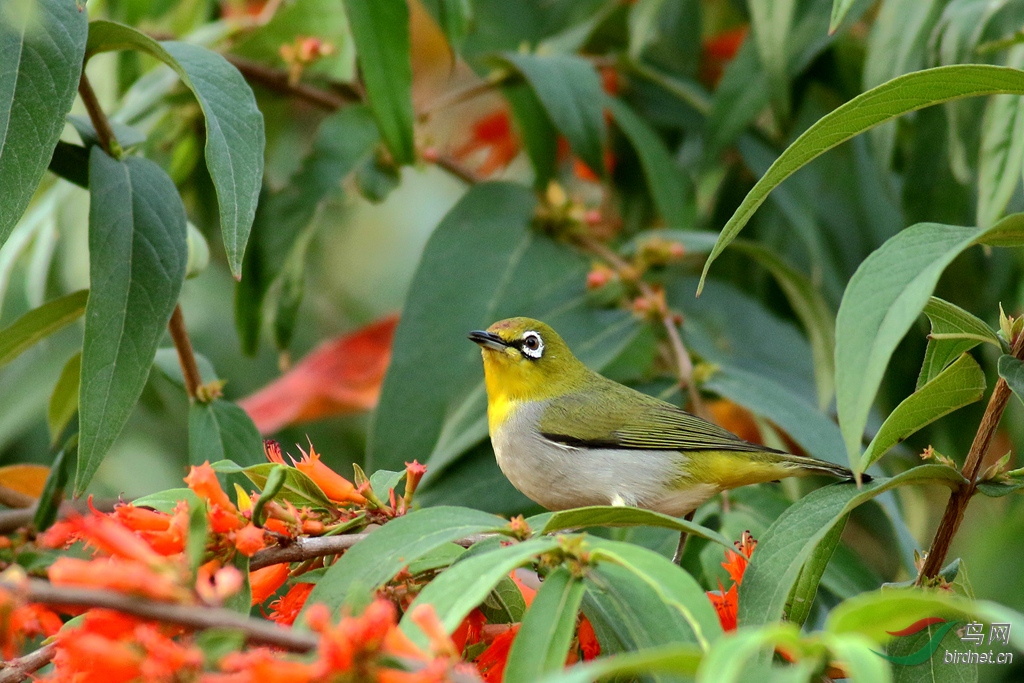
0;0;87;244
343;0;414;164
86;20;265;278
302;506;510;617
918;297;1001;389
748;0;795;123
738;466;967;628
605;96;691;228
188;400;263;468
504;567;586;683
47;352;81;445
503;81;558;188
836;217;1024;472
420;0;473;51
185;496;209;576
480;574;527;623
588;537;724;650
33;436;76;531
829;0;857;33
820;632;892;683
0;290;88;368
540;506;732;551
367;182;640;483
861;353;986;471
978;46;1024;228
132;487;201;513
212;461;334;510
998;354;1024;407
401;536;560;648
77;149;187;493
368;469;406;498
153;348;218;391
695;623;802;682
784;514;846;628
536;644;703;683
48;140;90;188
699;65;1024;293
730;241;836;409
500;53;607;177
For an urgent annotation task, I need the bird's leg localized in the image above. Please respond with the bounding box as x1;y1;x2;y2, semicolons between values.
672;510;697;566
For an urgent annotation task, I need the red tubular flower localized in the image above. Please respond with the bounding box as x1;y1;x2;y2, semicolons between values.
708;582;738;631
41;509;166;566
268;582;314;625
577;615;600;661
475;625;519;682
111;502;189;556
215;648;317;683
452;110;521;177
234;523;267;557
452;608;486;654
250;564;291;605
294;447;366;505
49;557;186;602
706;531;756;631
48;631;145;683
186;463;240;516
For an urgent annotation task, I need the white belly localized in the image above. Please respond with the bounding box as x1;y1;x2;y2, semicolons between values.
490;401;719;516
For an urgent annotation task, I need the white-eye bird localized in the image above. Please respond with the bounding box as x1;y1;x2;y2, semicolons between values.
469;317;862;516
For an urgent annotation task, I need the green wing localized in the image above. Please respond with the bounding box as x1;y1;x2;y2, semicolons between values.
537;374;779;453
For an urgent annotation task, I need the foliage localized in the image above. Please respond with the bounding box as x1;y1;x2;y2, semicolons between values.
3;0;1024;681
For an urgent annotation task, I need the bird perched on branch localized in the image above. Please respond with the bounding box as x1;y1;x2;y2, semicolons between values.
470;317;861;517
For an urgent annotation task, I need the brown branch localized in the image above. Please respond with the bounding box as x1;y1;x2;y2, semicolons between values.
168;305;203;401
575;235;707;419
0;498;117;535
251;532;495;571
0;642;57;683
919;331;1024;581
225;55;359;111
18;579;319;652
0;485;35;510
431;154;481;185
77;73;120;158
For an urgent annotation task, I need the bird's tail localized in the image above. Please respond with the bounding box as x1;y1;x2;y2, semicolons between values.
780;453;870;482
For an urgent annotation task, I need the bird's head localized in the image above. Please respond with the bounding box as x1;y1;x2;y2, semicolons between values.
468;317;586;403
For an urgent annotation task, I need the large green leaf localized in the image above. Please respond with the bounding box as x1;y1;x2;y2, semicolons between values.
737;465;967;628
77;148;187;493
504;566;586;683
86;20;264;279
401;536;559;647
0;0;87;244
587;537;724;650
917;297;1000;390
699;65;1024;292
860;353;986;471
0;290;87;368
188;400;263;468
47;351;81;445
784;515;846;628
343;0;414;164
367;182;640;486
501;53;607;177
998;355;1024;408
212;460;334;510
536;644;703;683
605;97;690;228
301;506;510;616
836;216;1024;472
539;506;732;551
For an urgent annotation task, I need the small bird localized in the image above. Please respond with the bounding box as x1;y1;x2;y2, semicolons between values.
469;317;861;517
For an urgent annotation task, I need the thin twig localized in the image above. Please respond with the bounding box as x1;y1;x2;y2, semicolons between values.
431;154;482;185
576;235;707;419
225;55;359;110
0;642;57;683
418;73;509;120
0;499;118;535
78;72;119;158
250;532;496;571
0;485;35;510
17;579;319;652
168;305;203;401
918;331;1024;581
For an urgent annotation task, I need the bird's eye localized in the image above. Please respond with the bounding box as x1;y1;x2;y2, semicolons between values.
520;331;544;359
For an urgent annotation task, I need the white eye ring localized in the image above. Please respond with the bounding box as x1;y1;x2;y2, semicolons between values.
520;331;544;359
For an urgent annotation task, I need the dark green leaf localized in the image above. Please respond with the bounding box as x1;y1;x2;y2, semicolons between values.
407;543;466;576
539;506;731;550
48;141;90;187
132;488;201;513
212;461;333;510
33;436;76;531
251;465;287;525
0;0;87;244
918;297;1000;389
977;474;1024;497
500;53;606;177
367;182;640;482
188;399;264;468
785;514;846;627
605;97;691;228
302;506;510;617
0;290;88;368
185;497;208;575
999;354;1024;408
47;352;80;445
67;114;147;149
503;81;558;188
738;466;967;628
536;644;703;683
480;574;527;623
836;218;1024;472
153;347;218;391
343;0;414;164
700;65;1024;292
861;353;986;471
504;567;586;683
77;149;187;493
86;20;265;278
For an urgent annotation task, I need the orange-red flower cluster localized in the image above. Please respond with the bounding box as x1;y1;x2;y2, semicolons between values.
707;530;757;631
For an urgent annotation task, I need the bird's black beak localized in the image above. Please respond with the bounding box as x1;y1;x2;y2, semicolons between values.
468;330;508;351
